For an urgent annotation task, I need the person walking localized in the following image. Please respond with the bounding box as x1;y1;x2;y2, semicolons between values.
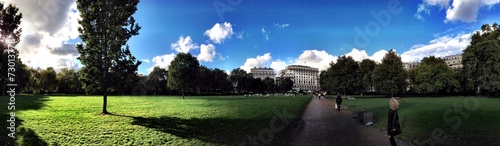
335;93;342;111
387;97;401;146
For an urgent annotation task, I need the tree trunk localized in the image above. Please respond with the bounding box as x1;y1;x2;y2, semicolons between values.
182;87;185;99
102;94;109;114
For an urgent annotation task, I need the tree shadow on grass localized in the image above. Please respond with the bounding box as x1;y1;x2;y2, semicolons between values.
18;127;49;146
113;114;265;145
0;95;50;145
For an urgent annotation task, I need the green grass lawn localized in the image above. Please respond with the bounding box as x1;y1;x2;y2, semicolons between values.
335;96;500;145
0;95;311;145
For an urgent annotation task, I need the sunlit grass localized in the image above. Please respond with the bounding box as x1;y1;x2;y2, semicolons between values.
336;96;500;145
0;95;311;145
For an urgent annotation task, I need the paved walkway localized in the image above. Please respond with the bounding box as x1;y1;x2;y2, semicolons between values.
289;97;409;146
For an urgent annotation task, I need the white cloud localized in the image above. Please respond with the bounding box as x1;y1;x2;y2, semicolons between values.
2;0;82;70
204;22;234;44
141;59;150;63
197;44;216;62
171;36;199;53
415;0;500;23
415;4;430;21
270;59;287;76
295;50;337;71
483;0;500;5
345;48;370;62
261;27;270;41
445;0;483;23
401;32;473;62
371;50;389;63
425;0;450;8
148;53;176;73
274;23;290;29
240;53;272;72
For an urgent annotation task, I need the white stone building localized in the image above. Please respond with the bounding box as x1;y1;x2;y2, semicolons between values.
279;65;320;92
443;54;463;69
250;67;275;80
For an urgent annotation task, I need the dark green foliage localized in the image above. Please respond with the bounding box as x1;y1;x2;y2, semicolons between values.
76;0;142;113
359;59;377;92
413;56;458;95
372;50;407;96
147;66;167;95
39;67;57;93
57;68;83;94
330;56;363;94
197;66;213;94
167;52;200;99
279;77;294;92
211;68;232;94
229;68;247;93
0;2;22;96
462;23;500;96
263;77;275;94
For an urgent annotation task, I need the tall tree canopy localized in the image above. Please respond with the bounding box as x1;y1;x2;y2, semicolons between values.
168;52;200;99
359;59;377;92
229;68;247;93
279;77;294;93
147;66;167;95
0;2;22;96
413;56;458;95
372;50;407;96
76;0;142;114
328;56;362;94
463;23;500;96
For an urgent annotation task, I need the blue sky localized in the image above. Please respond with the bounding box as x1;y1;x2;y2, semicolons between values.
4;0;500;75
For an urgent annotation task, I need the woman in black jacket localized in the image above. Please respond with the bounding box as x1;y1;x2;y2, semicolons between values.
387;97;401;146
335;93;342;111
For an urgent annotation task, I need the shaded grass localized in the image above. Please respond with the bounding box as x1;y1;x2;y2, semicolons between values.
334;96;500;146
0;95;311;145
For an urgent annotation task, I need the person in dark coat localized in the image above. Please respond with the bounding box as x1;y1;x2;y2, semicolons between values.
335;93;342;111
387;97;401;146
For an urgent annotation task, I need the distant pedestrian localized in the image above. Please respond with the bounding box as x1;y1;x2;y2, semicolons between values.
335;93;342;111
387;97;401;146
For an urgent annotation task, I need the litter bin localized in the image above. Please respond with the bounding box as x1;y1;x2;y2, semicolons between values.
352;107;359;118
363;111;373;125
358;110;366;123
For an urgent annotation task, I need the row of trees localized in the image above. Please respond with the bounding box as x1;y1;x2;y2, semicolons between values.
166;52;294;99
320;23;500;97
2;53;292;97
321;50;406;96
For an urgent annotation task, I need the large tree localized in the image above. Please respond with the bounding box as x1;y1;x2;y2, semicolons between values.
359;59;377;92
462;23;500;96
39;67;58;93
26;67;42;94
168;52;200;99
0;2;22;96
147;66;167;95
372;50;407;96
57;68;83;94
197;66;213;94
329;56;362;94
413;56;458;95
229;68;247;93
211;68;231;94
76;0;142;114
279;77;294;93
263;77;275;94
